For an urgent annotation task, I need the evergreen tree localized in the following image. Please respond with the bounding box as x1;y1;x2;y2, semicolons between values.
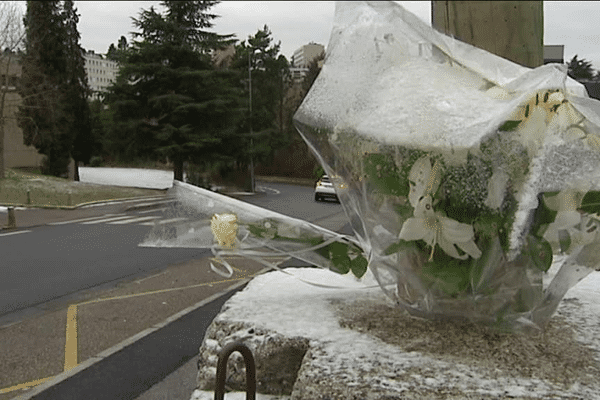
106;35;128;63
230;25;291;169
62;0;92;180
19;1;70;177
18;0;91;178
302;50;325;94
108;0;243;181
567;54;595;82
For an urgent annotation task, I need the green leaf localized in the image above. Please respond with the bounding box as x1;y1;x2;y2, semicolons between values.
393;203;414;220
558;230;571;254
421;258;470;296
350;255;368;278
580;191;600;214
327;241;351;274
531;193;558;238
363;153;407;197
526;236;553;272
498;120;522;132
384;240;416;256
247;224;267;238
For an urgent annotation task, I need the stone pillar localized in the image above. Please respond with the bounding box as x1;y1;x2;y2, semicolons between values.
68;158;75;181
7;206;16;229
431;1;544;68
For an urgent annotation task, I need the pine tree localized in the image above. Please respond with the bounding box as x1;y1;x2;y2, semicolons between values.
230;25;291;170
18;1;91;178
107;35;128;63
567;55;596;82
62;0;92;180
19;1;71;177
109;0;243;181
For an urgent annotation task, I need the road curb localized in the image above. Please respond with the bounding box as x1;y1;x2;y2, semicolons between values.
256;175;315;187
13;273;268;400
125;198;177;211
0;194;170;211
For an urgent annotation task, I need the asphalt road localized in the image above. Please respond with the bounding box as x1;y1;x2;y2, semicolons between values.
0;179;350;399
252;181;344;223
0;180;347;328
0;218;205;320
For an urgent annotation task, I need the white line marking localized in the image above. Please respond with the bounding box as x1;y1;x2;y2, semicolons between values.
78;196;173;208
0;230;32;237
80;215;134;225
139;217;187;226
256;186;280;195
48;214;121;225
140;218;187;226
131;200;175;208
136;208;167;214
108;216;161;225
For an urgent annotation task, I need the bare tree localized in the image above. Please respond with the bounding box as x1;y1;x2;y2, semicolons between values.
0;1;25;179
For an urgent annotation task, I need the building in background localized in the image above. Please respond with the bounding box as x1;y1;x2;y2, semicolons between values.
544;45;564;64
290;43;325;82
212;44;236;69
1;54;44;169
84;50;119;100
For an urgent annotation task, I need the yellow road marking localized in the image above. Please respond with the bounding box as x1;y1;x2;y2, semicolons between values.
64;305;78;371
55;265;272;394
0;376;53;394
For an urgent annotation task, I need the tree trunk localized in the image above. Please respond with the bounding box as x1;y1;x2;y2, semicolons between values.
173;155;184;181
431;1;543;68
73;160;80;181
0;118;4;180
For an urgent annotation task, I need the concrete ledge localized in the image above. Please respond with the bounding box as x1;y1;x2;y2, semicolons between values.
194;268;600;400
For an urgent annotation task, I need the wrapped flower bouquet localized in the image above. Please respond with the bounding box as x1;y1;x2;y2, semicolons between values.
291;1;600;331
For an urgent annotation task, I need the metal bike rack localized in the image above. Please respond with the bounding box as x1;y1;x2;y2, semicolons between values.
214;341;256;400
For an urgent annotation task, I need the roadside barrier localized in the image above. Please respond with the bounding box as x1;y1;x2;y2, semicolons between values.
7;206;16;229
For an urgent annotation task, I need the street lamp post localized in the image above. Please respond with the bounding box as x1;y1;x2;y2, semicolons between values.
248;49;257;193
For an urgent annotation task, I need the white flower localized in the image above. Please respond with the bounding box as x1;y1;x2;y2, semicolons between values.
516;104;547;159
485;86;512;100
408;156;441;207
399;195;482;261
400;157;481;261
484;170;509;210
542;188;596;253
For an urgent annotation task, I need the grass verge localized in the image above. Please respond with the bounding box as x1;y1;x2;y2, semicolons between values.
0;168;166;208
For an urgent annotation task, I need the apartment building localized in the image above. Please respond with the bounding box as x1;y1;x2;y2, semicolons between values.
544;45;564;64
291;43;325;68
84;50;119;100
290;43;325;82
1;54;44;169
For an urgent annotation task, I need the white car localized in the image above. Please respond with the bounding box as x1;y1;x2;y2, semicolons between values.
315;175;345;202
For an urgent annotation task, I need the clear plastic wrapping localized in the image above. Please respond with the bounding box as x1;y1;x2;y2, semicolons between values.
142;1;600;333
291;1;600;332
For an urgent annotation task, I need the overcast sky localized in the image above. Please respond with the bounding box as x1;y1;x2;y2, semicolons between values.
28;1;600;71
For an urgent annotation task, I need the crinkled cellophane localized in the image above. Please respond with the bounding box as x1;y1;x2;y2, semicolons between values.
292;1;600;332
